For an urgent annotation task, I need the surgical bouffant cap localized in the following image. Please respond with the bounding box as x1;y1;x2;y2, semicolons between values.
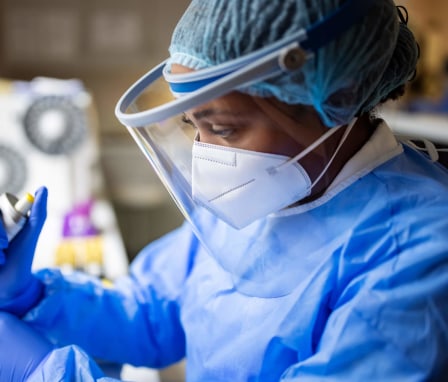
168;0;419;127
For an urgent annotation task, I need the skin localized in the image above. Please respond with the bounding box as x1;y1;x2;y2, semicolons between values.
173;63;375;203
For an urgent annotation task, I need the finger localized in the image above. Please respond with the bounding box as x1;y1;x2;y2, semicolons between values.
0;202;9;250
24;187;48;237
0;226;7;250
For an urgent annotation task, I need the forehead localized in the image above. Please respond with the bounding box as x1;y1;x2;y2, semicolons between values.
187;91;263;119
170;63;196;74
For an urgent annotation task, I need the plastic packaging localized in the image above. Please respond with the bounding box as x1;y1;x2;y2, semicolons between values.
0;192;34;241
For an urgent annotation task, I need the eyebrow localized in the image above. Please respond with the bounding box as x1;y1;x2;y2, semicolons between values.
192;108;242;120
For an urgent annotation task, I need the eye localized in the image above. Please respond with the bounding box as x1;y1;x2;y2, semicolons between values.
210;125;235;138
183;114;235;139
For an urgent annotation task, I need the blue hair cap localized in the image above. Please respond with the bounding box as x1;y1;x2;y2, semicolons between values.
168;0;419;127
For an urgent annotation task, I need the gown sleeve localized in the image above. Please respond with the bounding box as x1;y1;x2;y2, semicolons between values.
24;220;198;370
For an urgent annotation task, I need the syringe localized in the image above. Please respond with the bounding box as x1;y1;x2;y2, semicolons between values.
0;192;35;241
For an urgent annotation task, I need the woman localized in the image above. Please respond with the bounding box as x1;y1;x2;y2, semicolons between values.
1;0;447;381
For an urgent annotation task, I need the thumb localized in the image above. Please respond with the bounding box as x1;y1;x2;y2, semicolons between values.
11;186;48;244
0;201;9;251
28;186;48;231
0;196;10;259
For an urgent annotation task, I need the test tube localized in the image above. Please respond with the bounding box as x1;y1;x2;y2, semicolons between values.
0;192;34;241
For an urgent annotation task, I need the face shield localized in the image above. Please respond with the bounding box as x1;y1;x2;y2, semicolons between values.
115;0;377;297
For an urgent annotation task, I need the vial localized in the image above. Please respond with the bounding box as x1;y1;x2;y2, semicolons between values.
0;192;34;241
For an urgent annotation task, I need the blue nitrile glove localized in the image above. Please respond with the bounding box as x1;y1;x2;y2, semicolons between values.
0;311;53;381
0;187;48;316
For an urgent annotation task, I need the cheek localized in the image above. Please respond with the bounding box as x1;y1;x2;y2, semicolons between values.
246;128;305;157
196;128;215;144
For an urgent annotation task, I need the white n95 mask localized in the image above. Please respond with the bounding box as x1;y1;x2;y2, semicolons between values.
192;141;311;229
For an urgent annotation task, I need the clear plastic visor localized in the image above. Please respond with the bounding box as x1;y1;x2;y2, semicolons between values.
116;63;320;298
114;0;379;297
115;59;360;298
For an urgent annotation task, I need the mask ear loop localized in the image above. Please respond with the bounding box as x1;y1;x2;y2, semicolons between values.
274;117;357;180
306;117;357;189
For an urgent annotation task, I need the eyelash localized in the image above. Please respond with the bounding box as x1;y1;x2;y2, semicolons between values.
211;127;234;138
182;114;236;139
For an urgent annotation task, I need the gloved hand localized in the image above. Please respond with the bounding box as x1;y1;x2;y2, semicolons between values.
0;311;53;381
0;187;48;316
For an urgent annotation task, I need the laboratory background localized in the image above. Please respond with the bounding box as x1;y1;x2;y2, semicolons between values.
0;0;447;381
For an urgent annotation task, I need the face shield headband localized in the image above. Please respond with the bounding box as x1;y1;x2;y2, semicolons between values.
115;0;378;298
116;0;377;128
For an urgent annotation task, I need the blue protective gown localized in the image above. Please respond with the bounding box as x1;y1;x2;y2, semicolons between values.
25;124;448;381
